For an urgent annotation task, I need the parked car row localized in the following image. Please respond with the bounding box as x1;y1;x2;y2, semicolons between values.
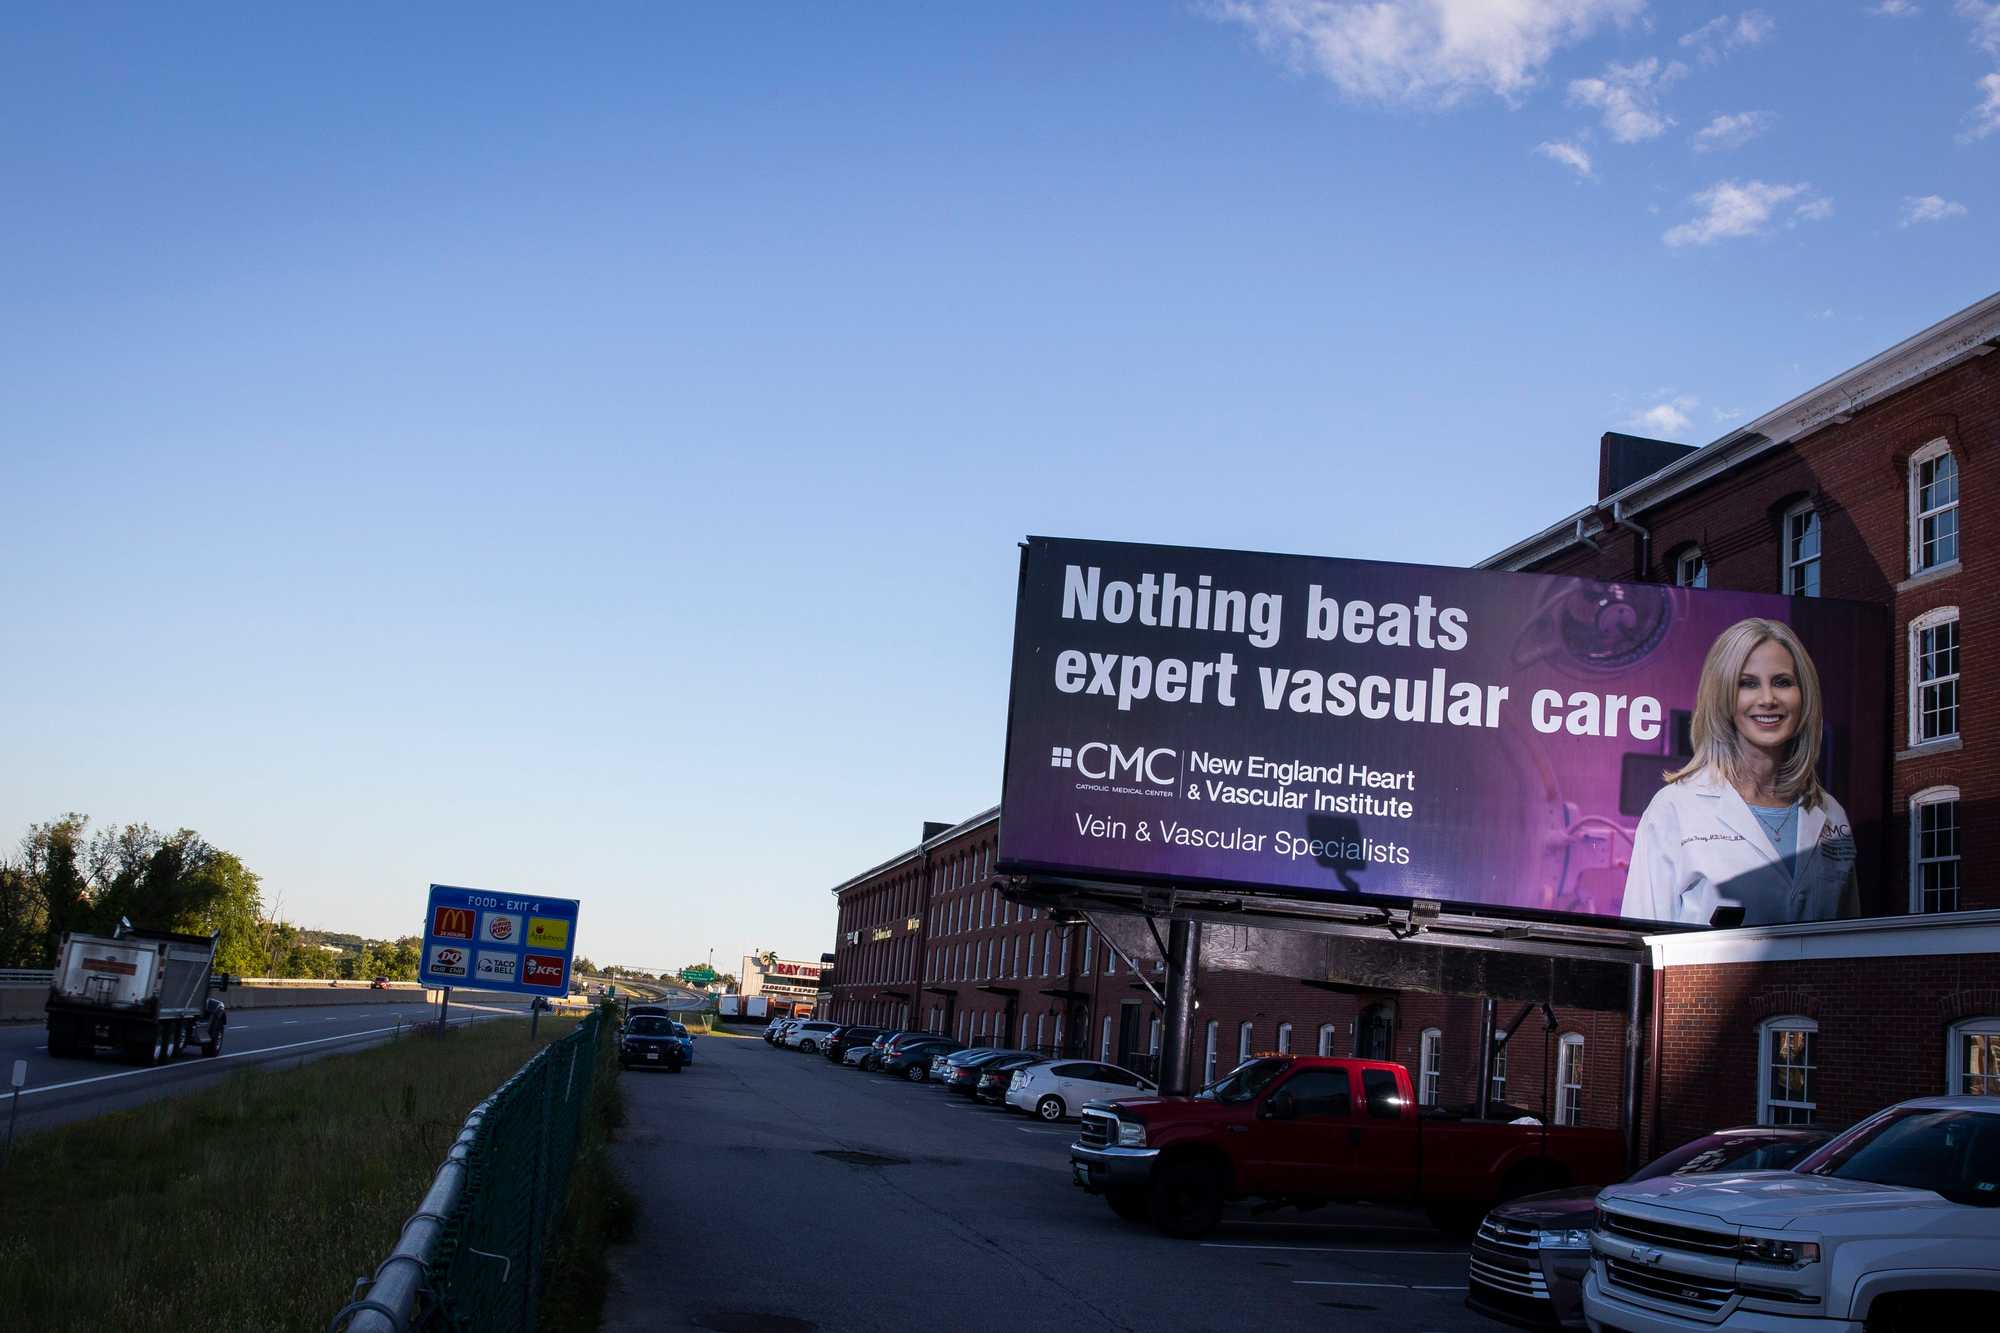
1466;1096;2000;1332
763;1019;1157;1120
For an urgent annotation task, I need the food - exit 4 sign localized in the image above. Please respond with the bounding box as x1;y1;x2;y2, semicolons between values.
418;884;580;997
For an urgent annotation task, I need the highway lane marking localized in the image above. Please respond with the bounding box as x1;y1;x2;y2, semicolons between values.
12;1014;509;1098
1202;1242;1464;1256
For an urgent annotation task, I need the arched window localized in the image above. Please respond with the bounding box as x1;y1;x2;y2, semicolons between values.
1101;1016;1114;1061
1948;1017;2000;1096
1418;1028;1443;1106
1556;1034;1585;1126
1036;1012;1047;1051
1237;1020;1254;1064
1909;607;1961;748
1909;437;1959;575
1910;785;1962;913
1149;1016;1161;1058
1783;500;1820;596
1317;1023;1336;1057
1277;1022;1294;1055
1674;546;1707;588
1203;1020;1219;1085
1758;1016;1817;1125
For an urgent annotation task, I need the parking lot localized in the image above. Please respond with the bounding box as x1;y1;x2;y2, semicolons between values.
602;1029;1503;1333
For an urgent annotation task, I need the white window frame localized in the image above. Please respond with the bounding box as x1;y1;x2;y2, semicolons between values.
1910;785;1962;914
1674;546;1708;589
1149;1016;1161;1057
1317;1023;1337;1057
1081;927;1093;974
1758;1016;1818;1126
1237;1020;1254;1064
1418;1028;1442;1106
1948;1017;2000;1096
1101;1016;1114;1061
1555;1034;1585;1126
1783;500;1821;597
1203;1021;1219;1085
1277;1022;1294;1055
1022;1013;1032;1047
1105;946;1116;975
1490;1042;1509;1103
1909;437;1960;576
1909;607;1960;746
1036;1013;1047;1050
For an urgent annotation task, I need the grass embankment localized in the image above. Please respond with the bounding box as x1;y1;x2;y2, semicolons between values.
0;1012;631;1333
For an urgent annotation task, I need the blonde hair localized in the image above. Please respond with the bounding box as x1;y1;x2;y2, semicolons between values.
1666;617;1826;808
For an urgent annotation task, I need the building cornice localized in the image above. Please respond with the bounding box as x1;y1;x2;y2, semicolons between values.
827;804;1001;898
1481;290;2000;572
1646;908;2000;968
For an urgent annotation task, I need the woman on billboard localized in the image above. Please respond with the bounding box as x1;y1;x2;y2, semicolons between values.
1621;618;1858;927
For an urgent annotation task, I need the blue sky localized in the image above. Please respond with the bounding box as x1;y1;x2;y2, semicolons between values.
3;3;1995;969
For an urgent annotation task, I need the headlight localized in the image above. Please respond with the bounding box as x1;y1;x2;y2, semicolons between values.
1115;1120;1148;1147
1740;1234;1820;1265
1533;1229;1592;1251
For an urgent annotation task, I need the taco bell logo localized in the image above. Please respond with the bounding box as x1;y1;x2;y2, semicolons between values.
1057;742;1179;785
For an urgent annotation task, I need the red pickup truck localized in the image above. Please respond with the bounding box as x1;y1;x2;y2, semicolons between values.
1069;1055;1625;1238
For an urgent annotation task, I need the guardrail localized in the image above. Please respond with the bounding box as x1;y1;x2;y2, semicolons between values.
0;969;54;989
330;1006;608;1333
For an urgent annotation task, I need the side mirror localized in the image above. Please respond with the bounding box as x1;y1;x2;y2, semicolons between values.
1263;1090;1298;1120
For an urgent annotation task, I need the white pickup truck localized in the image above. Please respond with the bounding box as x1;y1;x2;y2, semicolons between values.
1582;1096;2000;1333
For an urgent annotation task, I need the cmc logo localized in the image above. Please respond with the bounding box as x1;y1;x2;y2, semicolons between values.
1052;742;1179;785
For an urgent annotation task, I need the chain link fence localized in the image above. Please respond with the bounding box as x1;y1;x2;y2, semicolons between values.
331;1007;609;1333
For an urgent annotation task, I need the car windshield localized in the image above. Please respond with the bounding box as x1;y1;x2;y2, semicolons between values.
1631;1132;1827;1181
1197;1059;1287;1105
628;1017;672;1036
1801;1109;2000;1207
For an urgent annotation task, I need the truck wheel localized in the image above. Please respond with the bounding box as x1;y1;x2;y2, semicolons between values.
1867;1292;1984;1331
202;1022;224;1058
1149;1159;1225;1239
1105;1188;1151;1224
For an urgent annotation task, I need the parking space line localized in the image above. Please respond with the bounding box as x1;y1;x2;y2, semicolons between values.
1222;1219;1435;1233
1203;1242;1464;1256
1288;1272;1464;1280
1292;1281;1467;1291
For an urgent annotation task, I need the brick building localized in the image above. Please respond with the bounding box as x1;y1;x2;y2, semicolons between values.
826;290;2000;1151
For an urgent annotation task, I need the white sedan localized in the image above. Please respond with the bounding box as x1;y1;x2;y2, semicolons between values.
1005;1059;1154;1121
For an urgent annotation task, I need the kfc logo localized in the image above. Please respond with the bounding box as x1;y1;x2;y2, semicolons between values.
523;953;564;988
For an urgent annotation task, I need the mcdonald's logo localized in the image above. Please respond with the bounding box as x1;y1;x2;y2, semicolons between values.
432;906;475;940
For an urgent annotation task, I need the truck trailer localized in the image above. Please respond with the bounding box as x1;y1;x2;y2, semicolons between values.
45;926;229;1063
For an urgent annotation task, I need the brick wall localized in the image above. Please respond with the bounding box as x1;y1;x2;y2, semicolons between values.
1653;950;2000;1150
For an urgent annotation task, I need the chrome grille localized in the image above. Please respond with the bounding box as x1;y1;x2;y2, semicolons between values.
1469;1217;1547;1299
1079;1110;1115;1150
1604;1259;1733;1312
1601;1210;1738;1257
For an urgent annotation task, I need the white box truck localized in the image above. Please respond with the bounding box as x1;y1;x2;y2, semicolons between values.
45;926;229;1063
717;994;740;1018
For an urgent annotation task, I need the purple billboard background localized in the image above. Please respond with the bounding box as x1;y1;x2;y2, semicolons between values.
998;536;1888;927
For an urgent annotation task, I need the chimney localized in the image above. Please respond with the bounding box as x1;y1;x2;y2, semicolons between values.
1599;431;1697;501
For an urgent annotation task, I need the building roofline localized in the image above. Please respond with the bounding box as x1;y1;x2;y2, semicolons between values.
827;804;1001;898
1646;907;2000;968
1480;290;2000;572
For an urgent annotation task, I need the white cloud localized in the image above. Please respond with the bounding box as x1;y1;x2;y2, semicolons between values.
1961;1;2000;55
1628;395;1698;436
1679;10;1776;62
1535;139;1594;176
1691;110;1774;151
1902;194;1970;225
1870;2;1921;15
1210;0;1647;107
1569;57;1688;142
1965;71;2000;139
1663;179;1830;246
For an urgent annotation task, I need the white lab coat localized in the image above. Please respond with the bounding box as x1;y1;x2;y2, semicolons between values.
1621;768;1859;927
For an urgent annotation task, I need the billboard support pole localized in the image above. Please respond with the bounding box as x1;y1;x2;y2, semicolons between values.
1622;960;1647;1171
437;985;450;1037
1159;916;1201;1096
1475;998;1496;1121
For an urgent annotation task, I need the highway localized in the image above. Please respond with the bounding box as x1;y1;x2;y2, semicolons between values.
0;995;538;1137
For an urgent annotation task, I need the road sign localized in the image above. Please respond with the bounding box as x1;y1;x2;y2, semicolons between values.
418;884;580;998
678;965;718;986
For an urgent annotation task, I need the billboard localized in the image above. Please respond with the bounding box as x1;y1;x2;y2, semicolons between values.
419;884;581;997
998;537;1888;929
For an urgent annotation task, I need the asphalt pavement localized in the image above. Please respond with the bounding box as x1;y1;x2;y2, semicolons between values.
0;996;536;1136
603;1032;1501;1333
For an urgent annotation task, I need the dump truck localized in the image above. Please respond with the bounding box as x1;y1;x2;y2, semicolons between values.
45;925;229;1063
